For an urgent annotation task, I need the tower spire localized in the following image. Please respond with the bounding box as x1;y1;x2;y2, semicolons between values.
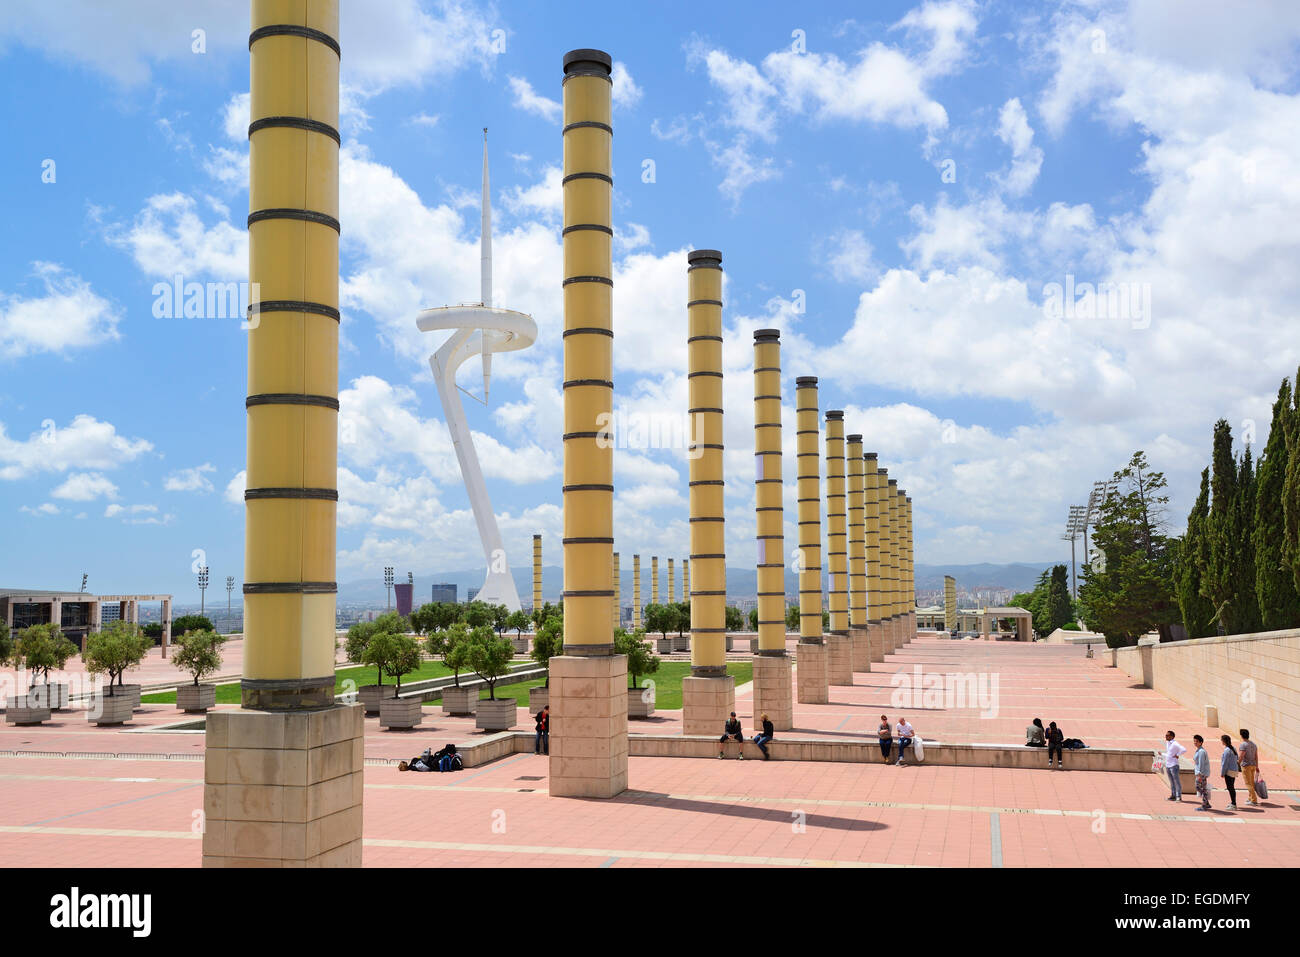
481;127;492;309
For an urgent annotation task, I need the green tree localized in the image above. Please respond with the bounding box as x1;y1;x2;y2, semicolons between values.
1175;468;1216;638
673;602;691;639
614;627;659;689
344;613;409;687
1283;363;1300;595
785;603;800;630
16;623;78;688
490;603;510;636
1045;565;1073;633
465;627;513;699
462;600;493;628
747;607;759;631
644;603;672;640
505;609;530;637
82;621;149;694
1232;446;1261;633
141;622;164;640
410;601;459;636
172;614;214;635
1078;451;1179;646
1254;378;1300;629
0;621;12;668
529;615;563;687
171;628;227;686
1204;419;1240;633
364;631;422;695
725;606;744;632
427;621;472;688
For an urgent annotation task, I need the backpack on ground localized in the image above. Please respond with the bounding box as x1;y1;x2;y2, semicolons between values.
438;752;463;772
1063;738;1087;750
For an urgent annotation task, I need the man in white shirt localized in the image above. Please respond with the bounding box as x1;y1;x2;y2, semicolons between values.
895;718;915;766
1163;730;1186;801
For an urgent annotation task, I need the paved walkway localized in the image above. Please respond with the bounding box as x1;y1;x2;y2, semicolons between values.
2;636;1296;867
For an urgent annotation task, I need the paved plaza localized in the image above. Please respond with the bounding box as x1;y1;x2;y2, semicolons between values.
2;637;1296;868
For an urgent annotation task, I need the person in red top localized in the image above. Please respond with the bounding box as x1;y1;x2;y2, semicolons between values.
534;705;550;755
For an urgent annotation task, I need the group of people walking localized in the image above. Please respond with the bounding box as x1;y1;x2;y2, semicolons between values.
1163;729;1265;811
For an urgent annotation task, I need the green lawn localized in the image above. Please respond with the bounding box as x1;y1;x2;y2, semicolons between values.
141;660;468;705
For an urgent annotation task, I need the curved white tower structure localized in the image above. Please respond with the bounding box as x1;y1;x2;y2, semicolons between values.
417;131;535;611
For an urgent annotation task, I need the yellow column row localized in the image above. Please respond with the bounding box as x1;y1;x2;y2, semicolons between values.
753;330;785;654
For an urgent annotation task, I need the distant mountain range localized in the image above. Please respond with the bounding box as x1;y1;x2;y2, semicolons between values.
338;561;1055;606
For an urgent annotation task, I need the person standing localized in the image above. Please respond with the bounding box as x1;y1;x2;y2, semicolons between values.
1192;735;1212;810
1219;734;1240;810
1238;729;1260;806
895;716;915;766
1163;730;1186;801
1046;721;1065;769
877;714;893;763
534;704;550;755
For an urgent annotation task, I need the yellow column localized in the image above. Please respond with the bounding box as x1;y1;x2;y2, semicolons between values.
752;329;792;729
886;478;901;652
668;558;675;604
612;551;620;631
864;452;885;663
552;48;626;799
683;249;732;734
633;554;641;629
795;377;828;704
944;574;957;633
652;556;659;605
847;433;870;673
682;559;689;607
903;492;915;642
823;411;852;685
877;466;895;654
204;0;362;868
532;534;542;614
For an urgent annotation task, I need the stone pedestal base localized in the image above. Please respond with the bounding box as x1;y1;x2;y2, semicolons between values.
752;654;793;731
885;617;898;654
908;611;916;642
826;633;853;686
682;674;735;736
867;621;885;663
548;655;628;799
795;641;828;704
202;704;364;867
849;625;871;673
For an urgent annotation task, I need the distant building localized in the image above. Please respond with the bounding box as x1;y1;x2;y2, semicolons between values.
1;587;172;651
394;583;413;617
430;582;457;604
467;587;480;602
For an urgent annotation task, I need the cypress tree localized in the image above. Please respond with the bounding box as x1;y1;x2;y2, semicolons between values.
1176;468;1216;638
1282;366;1300;595
1204;419;1237;633
1232;447;1260;634
1254;379;1300;628
1047;564;1073;632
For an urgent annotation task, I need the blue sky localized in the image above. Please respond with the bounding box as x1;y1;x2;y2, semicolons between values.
2;0;1299;602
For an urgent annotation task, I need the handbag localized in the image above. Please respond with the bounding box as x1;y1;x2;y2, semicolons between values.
1152;758;1163;774
1255;776;1269;799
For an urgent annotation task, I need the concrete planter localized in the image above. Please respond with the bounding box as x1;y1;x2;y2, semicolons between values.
357;685;385;715
672;635;689;652
475;697;517;731
5;697;51;726
749;637;759;654
725;635;734;652
115;684;142;711
628;686;656;719
28;682;70;710
441;685;477;716
176;683;217;713
93;691;136;726
511;637;530;654
656;638;674;654
379;694;424;730
528;686;549;712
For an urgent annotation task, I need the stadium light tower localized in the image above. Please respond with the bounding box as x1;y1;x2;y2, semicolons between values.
198;565;209;616
226;575;235;625
384;566;394;612
1062;506;1087;598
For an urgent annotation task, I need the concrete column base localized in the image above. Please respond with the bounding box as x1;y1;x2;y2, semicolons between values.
752;654;793;731
795;641;829;704
202;704;364;868
886;617;899;654
867;621;885;662
908;611;917;642
826;633;853;686
848;625;871;673
682;674;736;737
548;654;629;799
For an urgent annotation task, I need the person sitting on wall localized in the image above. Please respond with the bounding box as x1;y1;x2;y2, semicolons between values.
877;714;893;762
1026;717;1046;747
719;711;744;759
753;713;775;760
895;716;915;766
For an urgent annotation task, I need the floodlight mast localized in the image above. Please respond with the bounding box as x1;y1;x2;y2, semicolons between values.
416;130;535;612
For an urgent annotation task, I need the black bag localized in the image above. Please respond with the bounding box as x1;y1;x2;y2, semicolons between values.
1063;737;1087;750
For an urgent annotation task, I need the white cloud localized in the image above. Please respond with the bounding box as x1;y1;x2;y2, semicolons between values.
19;502;60;517
507;75;561;122
611;61;642;109
994;97;1043;196
164;463;216;493
0;414;152;480
825;229;877;284
51;472;119;501
0;263;120;358
106;192;247;280
224;470;245;506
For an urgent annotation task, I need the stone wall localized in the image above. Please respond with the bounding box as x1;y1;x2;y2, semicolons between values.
1111;629;1300;772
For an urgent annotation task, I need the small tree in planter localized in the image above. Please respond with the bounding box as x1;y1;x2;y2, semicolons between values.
172;613;214;635
431;622;477;715
83;621;148;724
506;610;530;653
645;603;673;653
376;633;424;730
16;623;77;691
172;628;226;712
491;603;510;638
672;601;691;650
467;628;517;730
528;615;562;710
344;612;409;713
615;627;659;718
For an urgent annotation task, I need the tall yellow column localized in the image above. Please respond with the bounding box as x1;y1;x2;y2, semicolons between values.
823;411;852;686
944;575;957;633
903;492;916;642
682;249;732;734
532;534;543;614
878;466;896;654
652;556;659;605
752;329;792;729
612;551;620;631
864;453;885;663
886;477;901;653
847;433;870;673
633;554;642;629
204;0;362;868
795;377;828;704
551;48;626;799
682;559;689;607
668;558;675;605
